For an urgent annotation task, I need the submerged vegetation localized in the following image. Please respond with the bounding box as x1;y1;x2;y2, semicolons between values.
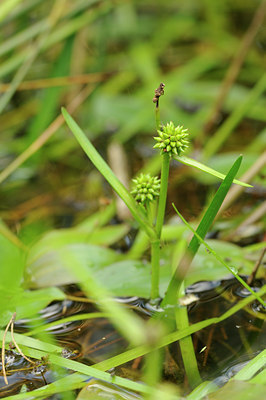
0;0;265;399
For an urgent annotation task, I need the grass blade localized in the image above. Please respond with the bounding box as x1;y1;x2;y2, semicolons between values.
163;155;243;306
62;107;156;239
188;155;242;256
173;155;252;188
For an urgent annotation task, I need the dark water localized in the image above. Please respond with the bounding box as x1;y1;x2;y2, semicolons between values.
0;278;265;397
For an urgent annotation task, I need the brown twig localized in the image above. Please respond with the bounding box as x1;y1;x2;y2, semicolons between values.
204;0;266;133
247;247;266;286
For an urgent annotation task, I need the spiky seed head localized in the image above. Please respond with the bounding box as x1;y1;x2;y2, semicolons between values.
153;121;189;157
131;173;160;204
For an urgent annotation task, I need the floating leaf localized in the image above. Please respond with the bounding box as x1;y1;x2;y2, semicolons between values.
26;230;120;288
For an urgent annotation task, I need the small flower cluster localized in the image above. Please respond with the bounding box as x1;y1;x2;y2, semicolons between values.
153;121;189;157
131;173;160;204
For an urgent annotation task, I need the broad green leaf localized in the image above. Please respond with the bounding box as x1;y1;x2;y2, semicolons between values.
0;287;65;327
0;232;25;290
94;260;151;297
15;287;65;321
26;230;120;288
0;227;65;327
173;155;252;187
88;224;130;246
95;260;175;298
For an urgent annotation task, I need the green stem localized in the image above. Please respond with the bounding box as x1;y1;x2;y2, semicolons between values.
151;239;161;300
156;153;170;238
146;203;157;299
143;348;164;400
150;153;170;300
175;283;201;388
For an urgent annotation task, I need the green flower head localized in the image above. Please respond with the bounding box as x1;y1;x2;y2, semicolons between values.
131;173;160;204
153;121;189;157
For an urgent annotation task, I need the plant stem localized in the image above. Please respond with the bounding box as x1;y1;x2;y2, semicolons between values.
151;238;161;300
175;283;201;388
156;152;170;238
150;153;170;300
143;348;164;400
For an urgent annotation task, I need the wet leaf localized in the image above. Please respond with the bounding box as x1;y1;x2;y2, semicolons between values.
94;260;151;298
26;230;120;288
0;287;65;327
185;240;253;286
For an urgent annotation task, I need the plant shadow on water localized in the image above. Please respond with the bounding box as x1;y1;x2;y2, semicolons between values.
0;276;265;397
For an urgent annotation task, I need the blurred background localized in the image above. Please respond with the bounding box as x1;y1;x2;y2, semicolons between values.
0;0;265;243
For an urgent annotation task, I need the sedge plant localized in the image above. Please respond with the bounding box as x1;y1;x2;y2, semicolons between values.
61;83;265;391
61;83;259;306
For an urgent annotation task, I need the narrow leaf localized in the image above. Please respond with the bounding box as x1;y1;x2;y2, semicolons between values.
188;155;243;256
173;155;252;188
163;155;243;306
62;108;156;239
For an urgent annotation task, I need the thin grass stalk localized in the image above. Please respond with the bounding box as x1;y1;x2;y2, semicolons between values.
151;239;161;300
155;152;170;238
149;152;170;300
175;284;201;388
143;348;164;400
